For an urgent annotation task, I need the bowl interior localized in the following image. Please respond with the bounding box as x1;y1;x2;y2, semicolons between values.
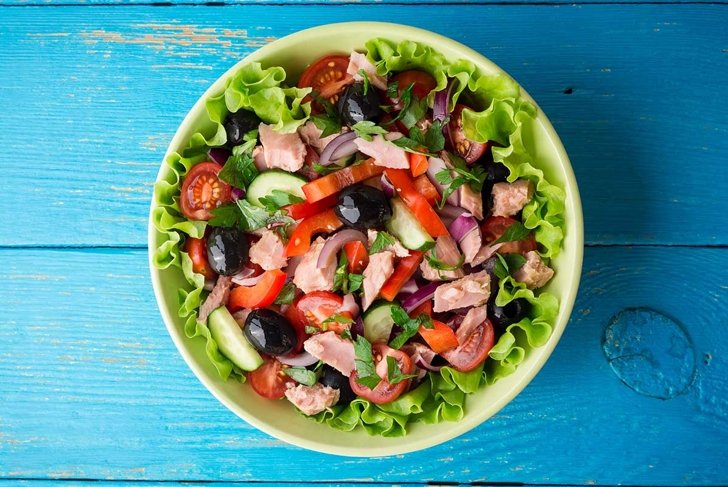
149;22;583;457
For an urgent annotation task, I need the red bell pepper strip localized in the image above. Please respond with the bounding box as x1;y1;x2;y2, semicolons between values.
413;174;440;206
384;169;449;237
228;269;287;310
284;193;338;220
285;209;343;257
302;159;385;203
379;250;424;302
409;152;429;177
419;320;459;353
344;241;369;274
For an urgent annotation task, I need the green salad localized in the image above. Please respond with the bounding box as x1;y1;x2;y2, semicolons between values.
152;38;565;436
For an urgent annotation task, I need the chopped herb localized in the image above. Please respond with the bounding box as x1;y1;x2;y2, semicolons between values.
435;154;487;208
333;252;364;294
273;281;297;305
494;252;527;280
389;304;434;350
305;325;319;335
311;114;342;138
217;132;260;189
492;221;531;245
358;68;371;95
313;162;343;176
258;189;305;213
386;356;417;385
369;231;396;254
236;199;271;232
207;203;242;228
347;273;364;293
503;252;527;272
351;121;388;141
384;82;427;130
386;81;400;100
283;367;318;387
353;336;381;390
425;251;465;272
322;313;355;327
208;199;289;234
340;327;352;340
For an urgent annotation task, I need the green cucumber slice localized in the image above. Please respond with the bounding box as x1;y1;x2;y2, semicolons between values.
362;300;399;344
385;198;435;251
246;170;307;207
208;306;264;372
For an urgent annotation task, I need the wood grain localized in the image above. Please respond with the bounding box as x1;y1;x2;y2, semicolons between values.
1;5;726;246
1;247;726;484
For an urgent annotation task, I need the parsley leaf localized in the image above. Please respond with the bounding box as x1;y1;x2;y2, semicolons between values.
258;190;304;213
322;313;355;327
208;204;242;228
389;304;434;350
304;325;318;335
503;253;527;272
236;199;270;232
386;81;400;100
217;132;260;190
313;162;342;176
347;273;364;293
369;231;396;254
425;251;465;271
353;336;381;390
386;356;417;385
492;221;531;245
283;367;318;387
358;68;371;95
273;281;297;305
333;252;364;294
434;154;488;208
351;121;388;141
311;114;342;138
384;82;427;130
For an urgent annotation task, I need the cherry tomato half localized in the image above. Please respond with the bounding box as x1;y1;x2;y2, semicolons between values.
448;104;489;164
248;357;293;400
481;216;537;254
298;55;352;106
441;320;495;372
292;291;351;333
184;237;216;280
179;162;232;221
349;344;413;404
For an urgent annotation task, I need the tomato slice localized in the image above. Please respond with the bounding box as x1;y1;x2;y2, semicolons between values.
379;250;424;302
284;193;338;220
441;320;495;372
248;357;293;400
413;174;440;206
389;70;437;102
180;162;232;221
184;237;216;280
448;104;489;164
481;216;537;254
228;269;287;310
298;55;353;107
292;291;351;333
285;209;343;257
349;344;413;404
409;152;429;178
419;320;459;354
384;169;448;237
344;241;369;274
302;159;385;203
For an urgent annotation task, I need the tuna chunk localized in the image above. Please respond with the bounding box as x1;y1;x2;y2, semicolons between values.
354;134;409;169
252;145;267;172
297;120;340;154
293;237;336;293
420;235;465;281
514;251;554;289
459;183;484;220
471;242;504;267
258;123;306;172
347;51;388;91
491;180;533;217
249;228;288;271
361;250;395;310
459;227;482;265
304;331;356;376
367;229;410;258
284;383;340;416
198;276;233;324
456;306;488;345
433;270;491;312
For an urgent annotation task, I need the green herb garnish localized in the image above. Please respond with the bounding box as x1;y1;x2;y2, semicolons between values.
283;367;318;387
389;304;434;350
353;336;381;390
386;356;417;385
369;231;396;254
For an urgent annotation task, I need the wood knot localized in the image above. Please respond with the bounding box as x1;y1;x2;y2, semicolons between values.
602;308;696;399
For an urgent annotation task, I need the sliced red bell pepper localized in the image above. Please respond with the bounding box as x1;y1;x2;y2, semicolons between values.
414;174;440;206
228;269;287;310
379;250;424;302
344;241;369;274
384;169;449;237
409;152;429;178
410;300;433;318
284;193;338;220
285;209;343;257
419;320;459;353
302;158;385;203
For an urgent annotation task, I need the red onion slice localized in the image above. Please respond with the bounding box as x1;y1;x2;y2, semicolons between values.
276;351;319;367
232;273;265;287
416;356;443;372
426;156;459;206
208;147;231;165
448;213;479;242
398;278;419;296
352;316;365;339
433;80;454;123
380;173;395;198
316;229;368;269
402;282;441;313
319;132;358;166
436;204;467;226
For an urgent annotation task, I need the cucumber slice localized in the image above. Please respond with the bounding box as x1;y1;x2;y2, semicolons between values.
362;300;399;343
246;170;307;208
208;306;264;371
385;198;435;251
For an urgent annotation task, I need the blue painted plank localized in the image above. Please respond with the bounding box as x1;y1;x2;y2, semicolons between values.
1;247;726;484
1;0;717;5
0;5;726;247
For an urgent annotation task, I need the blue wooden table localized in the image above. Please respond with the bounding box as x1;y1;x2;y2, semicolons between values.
1;1;727;485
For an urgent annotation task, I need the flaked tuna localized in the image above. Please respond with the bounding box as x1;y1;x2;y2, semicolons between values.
420;235;465;281
361;250;395;310
258;123;306;172
293;237;336;293
433;270;491;312
284;383;340;416
514;250;554;289
491;180;533;217
249;228;288;271
303;331;356;376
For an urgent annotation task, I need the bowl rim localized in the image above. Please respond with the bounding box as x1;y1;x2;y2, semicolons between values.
148;21;584;457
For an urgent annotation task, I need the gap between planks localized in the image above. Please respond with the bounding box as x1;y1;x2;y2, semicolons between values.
2;1;728;6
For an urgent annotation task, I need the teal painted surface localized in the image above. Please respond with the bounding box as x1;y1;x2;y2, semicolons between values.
1;1;727;486
1;5;727;246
